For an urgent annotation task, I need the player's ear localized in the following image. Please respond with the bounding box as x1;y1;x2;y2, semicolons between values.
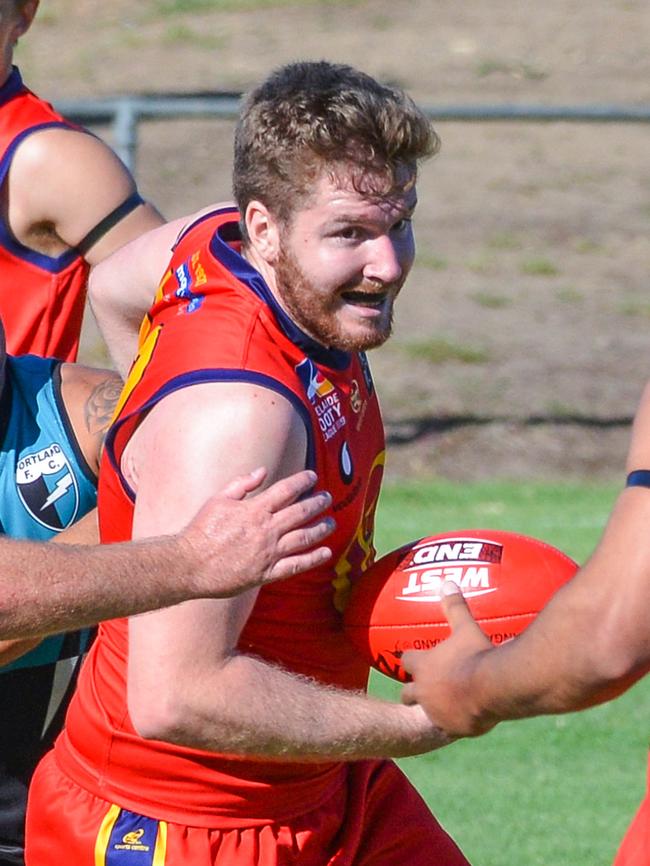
245;201;280;265
13;0;39;42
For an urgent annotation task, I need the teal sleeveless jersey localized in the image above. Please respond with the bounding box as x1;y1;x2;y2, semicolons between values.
0;355;97;673
0;354;98;866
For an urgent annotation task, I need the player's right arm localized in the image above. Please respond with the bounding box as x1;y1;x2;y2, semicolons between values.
401;382;650;736
0;466;333;640
125;382;449;761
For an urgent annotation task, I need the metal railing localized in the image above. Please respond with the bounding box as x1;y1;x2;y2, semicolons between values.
55;93;650;173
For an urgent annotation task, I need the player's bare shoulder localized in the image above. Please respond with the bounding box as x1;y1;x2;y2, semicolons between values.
9;125;129;191
122;380;308;497
59;363;123;473
7;126;140;252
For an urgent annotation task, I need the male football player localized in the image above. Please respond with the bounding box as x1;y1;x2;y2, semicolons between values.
26;62;470;865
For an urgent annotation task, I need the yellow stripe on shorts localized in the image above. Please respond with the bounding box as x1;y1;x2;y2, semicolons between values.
94;803;121;866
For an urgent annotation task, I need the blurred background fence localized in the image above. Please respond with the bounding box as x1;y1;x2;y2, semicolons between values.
57;94;650;173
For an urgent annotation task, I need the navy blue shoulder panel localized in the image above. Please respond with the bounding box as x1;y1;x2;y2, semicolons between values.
105;369;316;503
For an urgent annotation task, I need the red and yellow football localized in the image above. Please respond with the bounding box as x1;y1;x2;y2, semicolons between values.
343;529;578;682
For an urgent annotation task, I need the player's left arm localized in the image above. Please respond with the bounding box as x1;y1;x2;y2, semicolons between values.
87;216;189;377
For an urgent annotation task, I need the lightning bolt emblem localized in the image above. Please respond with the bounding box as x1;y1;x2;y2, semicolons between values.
40;473;74;510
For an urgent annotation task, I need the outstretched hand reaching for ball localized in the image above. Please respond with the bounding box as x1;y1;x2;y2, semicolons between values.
401;581;498;738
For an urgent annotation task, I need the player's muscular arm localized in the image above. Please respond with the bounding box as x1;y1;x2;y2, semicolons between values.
483;385;650;712
0;363;333;642
8;127;163;261
126;383;449;760
0;467;332;640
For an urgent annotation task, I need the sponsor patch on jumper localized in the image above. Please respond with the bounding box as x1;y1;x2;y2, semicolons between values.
174;253;205;313
295;358;347;442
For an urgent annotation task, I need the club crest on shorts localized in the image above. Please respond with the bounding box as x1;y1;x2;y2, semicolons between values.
15;442;79;531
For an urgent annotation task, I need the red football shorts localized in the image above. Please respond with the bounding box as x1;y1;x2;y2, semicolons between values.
26;750;470;866
613;760;650;866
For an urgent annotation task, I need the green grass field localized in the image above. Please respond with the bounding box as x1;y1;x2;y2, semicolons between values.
369;479;650;866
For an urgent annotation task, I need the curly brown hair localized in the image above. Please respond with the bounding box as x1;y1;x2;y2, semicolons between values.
233;61;439;240
0;0;32;23
1;0;31;13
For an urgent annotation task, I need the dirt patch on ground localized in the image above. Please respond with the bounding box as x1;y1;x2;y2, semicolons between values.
21;0;650;481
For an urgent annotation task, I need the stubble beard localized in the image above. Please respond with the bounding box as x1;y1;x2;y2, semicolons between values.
274;246;395;353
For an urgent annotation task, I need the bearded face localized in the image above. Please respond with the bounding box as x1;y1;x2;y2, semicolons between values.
269;169;416;353
274;242;399;352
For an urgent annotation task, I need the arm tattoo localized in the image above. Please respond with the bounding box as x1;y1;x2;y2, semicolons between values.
84;375;123;443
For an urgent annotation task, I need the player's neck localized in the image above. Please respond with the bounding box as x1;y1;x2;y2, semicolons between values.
243;245;282;307
0;23;19;85
0;57;14;88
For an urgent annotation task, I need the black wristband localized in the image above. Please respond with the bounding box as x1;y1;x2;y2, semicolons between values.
626;470;650;488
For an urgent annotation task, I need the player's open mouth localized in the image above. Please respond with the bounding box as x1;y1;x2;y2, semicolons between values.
340;290;387;308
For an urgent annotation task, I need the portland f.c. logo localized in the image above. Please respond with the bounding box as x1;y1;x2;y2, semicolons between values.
15;443;79;531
